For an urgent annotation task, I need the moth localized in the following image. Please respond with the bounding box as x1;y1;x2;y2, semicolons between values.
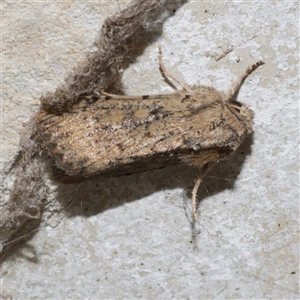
35;45;264;220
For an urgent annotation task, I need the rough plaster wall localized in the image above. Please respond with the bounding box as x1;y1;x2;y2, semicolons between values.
1;1;299;299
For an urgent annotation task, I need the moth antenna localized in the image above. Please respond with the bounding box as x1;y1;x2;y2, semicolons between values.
157;44;190;91
192;162;215;221
225;60;265;103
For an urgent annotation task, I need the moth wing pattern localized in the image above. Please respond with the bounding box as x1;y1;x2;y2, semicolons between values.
35;86;252;182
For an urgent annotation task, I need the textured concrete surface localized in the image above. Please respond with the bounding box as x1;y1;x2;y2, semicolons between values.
2;1;299;299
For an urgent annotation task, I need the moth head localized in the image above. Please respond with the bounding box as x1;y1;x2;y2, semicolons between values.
223;61;263;133
229;101;254;134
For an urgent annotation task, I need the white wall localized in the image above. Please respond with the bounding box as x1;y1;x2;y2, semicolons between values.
2;1;298;299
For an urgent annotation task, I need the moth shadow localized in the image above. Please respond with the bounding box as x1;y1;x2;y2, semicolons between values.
58;134;253;219
0;134;252;264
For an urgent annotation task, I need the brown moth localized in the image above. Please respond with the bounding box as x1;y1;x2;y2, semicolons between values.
35;45;264;220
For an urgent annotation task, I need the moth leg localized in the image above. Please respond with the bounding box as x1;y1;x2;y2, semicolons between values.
97;90;144;100
158;44;190;91
225;60;265;102
100;90;120;97
192;162;215;221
